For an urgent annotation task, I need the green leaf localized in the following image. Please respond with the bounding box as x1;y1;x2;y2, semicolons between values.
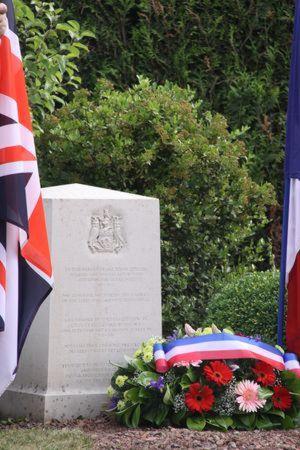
73;42;89;52
131;404;141;428
143;407;157;424
186;416;206;431
206;416;233;430
123;356;149;373
186;367;197;382
256;415;274;430
135;371;159;387
180;374;192;389
268;409;285;418
281;371;300;395
132;359;150;372
124;407;134;428
124;387;140;403
282;415;295;430
154;404;169;426
171;409;186;425
67;20;80;31
115;404;135;417
218;416;234;429
138;388;153;400
116;405;136;427
294;409;300;427
238;413;256;429
263;401;273;412
56;23;75;32
163;385;173;405
81;30;96;38
259;387;273;400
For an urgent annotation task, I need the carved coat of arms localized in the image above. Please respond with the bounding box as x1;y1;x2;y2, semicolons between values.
88;208;126;254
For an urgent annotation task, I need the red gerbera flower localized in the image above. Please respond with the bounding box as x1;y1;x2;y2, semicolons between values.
203;361;233;386
252;361;276;386
185;382;215;413
272;386;292;411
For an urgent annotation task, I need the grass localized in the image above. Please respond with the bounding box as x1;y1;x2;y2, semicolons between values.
0;428;92;450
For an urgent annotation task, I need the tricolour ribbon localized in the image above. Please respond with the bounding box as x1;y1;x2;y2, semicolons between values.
284;353;300;377
153;333;300;377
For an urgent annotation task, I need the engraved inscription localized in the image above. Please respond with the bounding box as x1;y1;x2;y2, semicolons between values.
88;208;126;254
58;263;158;391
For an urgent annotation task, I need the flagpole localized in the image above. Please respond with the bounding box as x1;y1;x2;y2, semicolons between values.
277;177;290;346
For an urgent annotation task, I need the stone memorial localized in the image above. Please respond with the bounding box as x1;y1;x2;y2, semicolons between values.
0;183;162;421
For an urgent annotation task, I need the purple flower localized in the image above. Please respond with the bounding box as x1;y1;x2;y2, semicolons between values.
238;333;262;342
167;329;179;342
149;376;164;390
248;335;262;342
108;396;119;410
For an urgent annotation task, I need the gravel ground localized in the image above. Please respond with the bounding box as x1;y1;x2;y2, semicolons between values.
86;416;300;450
91;427;300;450
1;415;299;450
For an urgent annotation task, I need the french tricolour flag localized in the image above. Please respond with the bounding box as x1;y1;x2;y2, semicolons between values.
279;0;300;355
0;0;53;394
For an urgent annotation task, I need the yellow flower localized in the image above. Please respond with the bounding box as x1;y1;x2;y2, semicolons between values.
143;344;153;354
275;345;285;354
107;385;115;398
146;337;157;346
201;327;213;335
115;375;128;388
134;347;143;358
194;328;203;336
138;336;164;363
223;328;234;335
144;336;165;347
142;350;153;363
117;400;126;411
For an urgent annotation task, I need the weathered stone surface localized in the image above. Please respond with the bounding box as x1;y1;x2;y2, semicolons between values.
0;184;162;421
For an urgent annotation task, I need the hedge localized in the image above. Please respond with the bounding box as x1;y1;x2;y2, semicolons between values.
206;270;280;345
36;78;275;331
58;0;294;197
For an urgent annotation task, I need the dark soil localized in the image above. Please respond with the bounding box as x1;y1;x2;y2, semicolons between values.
1;414;299;450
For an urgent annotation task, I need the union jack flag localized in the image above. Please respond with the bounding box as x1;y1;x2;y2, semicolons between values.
0;0;53;394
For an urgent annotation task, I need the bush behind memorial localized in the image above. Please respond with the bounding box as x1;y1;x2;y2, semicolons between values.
37;78;275;331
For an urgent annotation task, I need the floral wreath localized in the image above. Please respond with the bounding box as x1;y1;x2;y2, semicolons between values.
108;324;300;430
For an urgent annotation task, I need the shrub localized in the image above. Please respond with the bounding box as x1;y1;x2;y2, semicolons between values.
37;78;275;332
59;0;294;197
15;0;94;131
206;270;280;345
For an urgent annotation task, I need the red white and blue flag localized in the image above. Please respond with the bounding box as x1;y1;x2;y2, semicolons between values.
278;0;300;355
0;0;53;394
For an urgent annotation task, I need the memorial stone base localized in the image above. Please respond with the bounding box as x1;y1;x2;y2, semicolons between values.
0;184;162;421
